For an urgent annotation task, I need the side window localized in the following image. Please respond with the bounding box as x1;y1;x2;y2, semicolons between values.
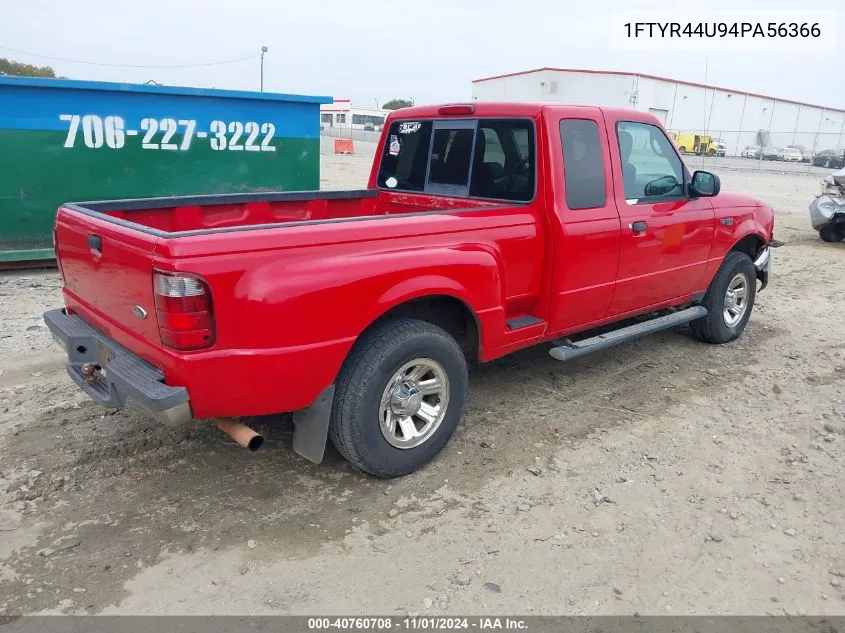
617;121;685;201
559;119;606;210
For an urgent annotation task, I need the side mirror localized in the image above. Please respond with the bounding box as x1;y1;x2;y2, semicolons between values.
690;170;720;197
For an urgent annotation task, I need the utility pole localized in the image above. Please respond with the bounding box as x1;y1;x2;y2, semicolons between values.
629;75;639;108
759;102;775;168
703;57;708;138
260;46;268;92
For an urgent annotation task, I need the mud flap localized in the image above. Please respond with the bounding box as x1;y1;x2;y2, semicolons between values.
292;385;335;464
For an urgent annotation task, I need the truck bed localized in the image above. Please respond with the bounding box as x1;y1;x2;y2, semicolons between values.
68;189;507;235
53;185;542;419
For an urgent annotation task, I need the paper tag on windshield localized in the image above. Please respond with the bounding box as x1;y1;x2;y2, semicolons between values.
388;135;400;156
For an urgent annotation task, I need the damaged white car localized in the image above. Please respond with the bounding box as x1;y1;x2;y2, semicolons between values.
810;167;845;242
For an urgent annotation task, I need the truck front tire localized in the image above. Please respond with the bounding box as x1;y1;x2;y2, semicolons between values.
690;251;757;344
329;318;468;477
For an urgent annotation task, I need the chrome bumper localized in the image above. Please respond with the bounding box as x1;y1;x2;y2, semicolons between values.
754;247;772;291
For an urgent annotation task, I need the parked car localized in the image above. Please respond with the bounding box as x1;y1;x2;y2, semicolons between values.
715;141;727;157
786;145;809;162
44;103;775;477
742;145;761;159
812;149;845;169
779;147;803;162
761;147;781;161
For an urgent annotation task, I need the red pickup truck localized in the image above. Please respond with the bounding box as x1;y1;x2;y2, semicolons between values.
44;102;774;477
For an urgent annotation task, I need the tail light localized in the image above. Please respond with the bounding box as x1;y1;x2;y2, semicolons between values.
53;227;65;283
153;270;215;351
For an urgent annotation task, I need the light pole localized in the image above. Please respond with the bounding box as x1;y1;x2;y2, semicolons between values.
260;46;268;92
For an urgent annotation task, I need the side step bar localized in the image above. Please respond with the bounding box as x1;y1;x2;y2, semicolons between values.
549;306;707;361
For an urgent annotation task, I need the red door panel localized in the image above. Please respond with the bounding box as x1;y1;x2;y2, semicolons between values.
603;116;715;315
612;197;714;312
544;108;622;335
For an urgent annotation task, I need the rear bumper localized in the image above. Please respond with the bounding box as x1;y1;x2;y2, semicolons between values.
754;246;772;291
43;309;191;425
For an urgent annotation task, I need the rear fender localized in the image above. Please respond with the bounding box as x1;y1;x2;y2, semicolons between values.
232;246;499;345
229;243;504;400
369;250;503;354
377;274;482;308
288;250;503;466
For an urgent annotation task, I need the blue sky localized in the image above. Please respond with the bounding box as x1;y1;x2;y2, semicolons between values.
1;0;841;110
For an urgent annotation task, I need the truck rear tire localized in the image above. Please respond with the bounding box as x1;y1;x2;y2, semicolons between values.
690;251;757;344
329;318;468;478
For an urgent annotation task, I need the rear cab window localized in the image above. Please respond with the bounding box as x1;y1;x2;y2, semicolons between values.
377;118;535;202
559;119;607;210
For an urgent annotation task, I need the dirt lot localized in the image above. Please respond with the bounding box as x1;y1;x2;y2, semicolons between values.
1;138;844;616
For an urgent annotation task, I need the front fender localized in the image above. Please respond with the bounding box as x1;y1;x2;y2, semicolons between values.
703;215;769;292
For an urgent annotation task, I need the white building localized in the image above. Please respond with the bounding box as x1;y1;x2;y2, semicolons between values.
472;67;845;157
320;99;390;131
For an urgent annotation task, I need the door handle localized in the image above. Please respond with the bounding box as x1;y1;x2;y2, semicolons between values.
629;221;647;234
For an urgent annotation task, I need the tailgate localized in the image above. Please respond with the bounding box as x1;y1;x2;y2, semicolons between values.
55;205;163;348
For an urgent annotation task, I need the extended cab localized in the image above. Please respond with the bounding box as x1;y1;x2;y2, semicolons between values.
44;103;774;477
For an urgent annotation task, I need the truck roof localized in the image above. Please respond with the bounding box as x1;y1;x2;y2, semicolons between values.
387;102;658;123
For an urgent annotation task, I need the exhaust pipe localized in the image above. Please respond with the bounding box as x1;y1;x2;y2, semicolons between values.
215;418;264;452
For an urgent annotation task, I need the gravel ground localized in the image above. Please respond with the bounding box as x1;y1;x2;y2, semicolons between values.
0;138;843;616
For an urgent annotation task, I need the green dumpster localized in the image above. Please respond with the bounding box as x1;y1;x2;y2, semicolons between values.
0;76;331;263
